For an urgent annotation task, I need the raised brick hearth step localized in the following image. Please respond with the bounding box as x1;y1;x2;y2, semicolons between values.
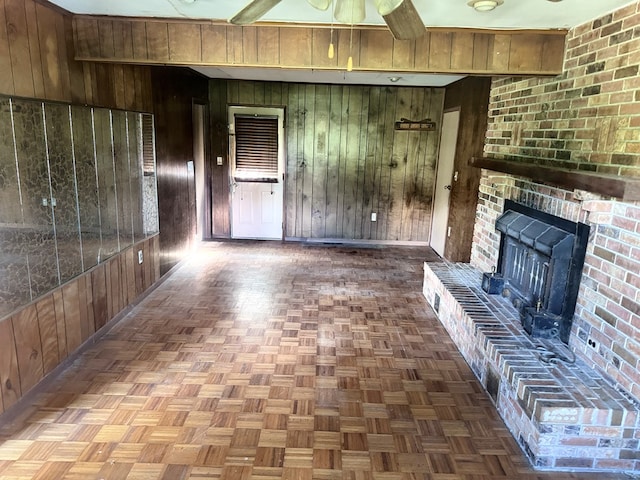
423;261;640;473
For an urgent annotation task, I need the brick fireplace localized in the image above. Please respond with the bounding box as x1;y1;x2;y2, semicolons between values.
424;1;640;474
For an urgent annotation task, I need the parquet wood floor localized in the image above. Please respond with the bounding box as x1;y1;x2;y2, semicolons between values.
0;242;627;479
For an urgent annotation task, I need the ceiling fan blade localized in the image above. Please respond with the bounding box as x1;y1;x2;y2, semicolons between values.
306;0;331;10
230;0;282;25
380;0;425;40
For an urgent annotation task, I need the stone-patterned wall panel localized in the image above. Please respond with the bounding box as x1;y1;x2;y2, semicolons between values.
0;99;30;318
128;112;144;242
70;105;101;271
93;108;119;259
44;103;83;283
112;110;133;250
12;99;60;299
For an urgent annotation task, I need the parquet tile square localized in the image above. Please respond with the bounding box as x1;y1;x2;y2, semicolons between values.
0;243;627;479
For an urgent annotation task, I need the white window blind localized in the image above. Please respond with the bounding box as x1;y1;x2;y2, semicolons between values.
234;115;279;180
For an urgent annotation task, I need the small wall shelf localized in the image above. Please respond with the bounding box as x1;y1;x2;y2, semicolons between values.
470;157;640;201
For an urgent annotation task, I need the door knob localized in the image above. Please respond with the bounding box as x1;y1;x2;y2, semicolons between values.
444;185;452;190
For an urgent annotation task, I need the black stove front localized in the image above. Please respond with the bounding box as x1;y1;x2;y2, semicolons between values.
485;200;589;343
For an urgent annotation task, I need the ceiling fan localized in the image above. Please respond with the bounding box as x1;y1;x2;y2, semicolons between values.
229;0;426;40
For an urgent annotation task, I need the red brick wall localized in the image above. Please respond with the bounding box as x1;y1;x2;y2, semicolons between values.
485;2;640;176
472;2;640;402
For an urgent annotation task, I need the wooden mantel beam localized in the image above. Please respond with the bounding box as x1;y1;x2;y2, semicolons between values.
72;16;566;76
470;157;640;201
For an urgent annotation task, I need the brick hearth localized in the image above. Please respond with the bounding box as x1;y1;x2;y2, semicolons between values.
423;261;640;473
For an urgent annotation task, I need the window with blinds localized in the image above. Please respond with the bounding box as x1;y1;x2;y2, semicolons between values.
234;115;279;181
141;114;155;175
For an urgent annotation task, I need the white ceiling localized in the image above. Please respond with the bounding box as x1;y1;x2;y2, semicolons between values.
47;0;637;87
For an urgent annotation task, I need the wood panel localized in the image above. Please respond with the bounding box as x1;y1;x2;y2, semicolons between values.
35;295;59;375
0;0;153;111
0;237;160;416
214;81;443;242
11;305;43;395
152;67;208;274
442;77;492;263
0;318;20;410
71;17;567;76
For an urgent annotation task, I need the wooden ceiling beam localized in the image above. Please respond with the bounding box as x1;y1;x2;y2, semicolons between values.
73;16;566;76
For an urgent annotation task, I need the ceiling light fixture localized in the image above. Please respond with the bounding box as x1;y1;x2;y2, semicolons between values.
467;0;503;12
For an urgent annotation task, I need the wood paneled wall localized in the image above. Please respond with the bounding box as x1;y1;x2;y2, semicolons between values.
0;236;159;415
443;77;492;262
72;17;566;76
211;80;444;242
0;0;152;111
151;67;209;274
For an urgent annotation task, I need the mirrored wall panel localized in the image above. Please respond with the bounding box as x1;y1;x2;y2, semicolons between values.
0;97;158;319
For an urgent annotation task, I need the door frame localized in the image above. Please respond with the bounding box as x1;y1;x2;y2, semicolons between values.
430;108;460;257
228;105;286;240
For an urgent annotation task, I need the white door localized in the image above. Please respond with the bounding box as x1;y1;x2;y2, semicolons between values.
229;106;285;240
430;109;460;257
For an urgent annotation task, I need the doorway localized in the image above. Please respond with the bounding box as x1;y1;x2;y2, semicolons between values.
430;109;460;257
228;106;285;240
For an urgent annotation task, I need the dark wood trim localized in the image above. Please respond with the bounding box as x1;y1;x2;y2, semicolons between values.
470;156;640;201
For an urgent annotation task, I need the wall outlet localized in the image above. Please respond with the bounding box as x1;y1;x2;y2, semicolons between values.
138;250;143;264
217;156;223;166
587;337;597;349
371;212;377;222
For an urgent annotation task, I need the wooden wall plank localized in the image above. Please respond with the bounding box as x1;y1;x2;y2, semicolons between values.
428;31;452;71
257;27;279;66
52;5;72;102
5;0;35;97
11;305;44;394
62;280;83;353
542;34;565;73
311;29;336;68
125;247;136;306
143;239;152;290
146;21;169;62
311;84;330;238
52;289;67;361
0;318;21;410
322;85;341;238
131;21;148;60
109;256;122;317
490;34;511;71
413;32;431;71
63;14;87;105
168;23;201;62
24;0;45;98
359;30;393;69
98;19;115;58
509;34;543;72
35;2;64;101
392;39;414;70
77;273;90;343
83;274;96;337
92;263;109;330
241;26;258;65
451;32;474;71
73;16;99;58
227;25;243;64
71;18;567;76
362;87;381;240
0;0;13;95
472;33;490;71
202;24;227;64
280;28;313;67
35;295;59;375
